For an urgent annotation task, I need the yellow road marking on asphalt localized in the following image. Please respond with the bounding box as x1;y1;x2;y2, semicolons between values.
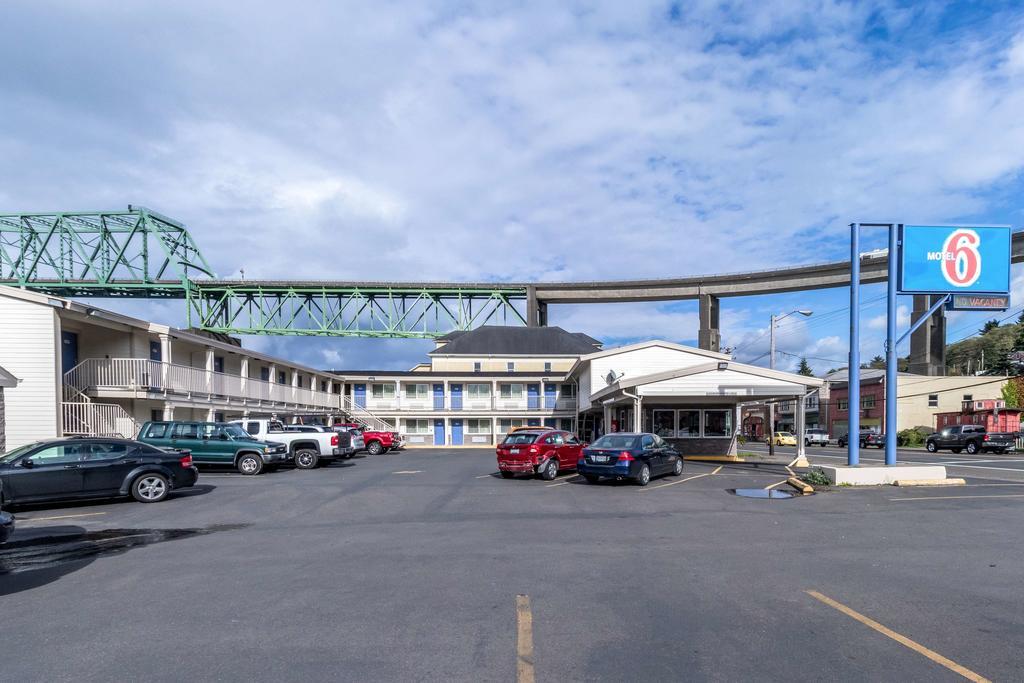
545;475;580;488
516;594;535;683
785;465;796;476
890;493;1024;502
392;470;422;474
20;512;107;522
805;590;991;683
765;480;789;490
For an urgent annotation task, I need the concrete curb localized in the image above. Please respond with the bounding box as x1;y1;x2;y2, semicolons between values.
892;478;967;487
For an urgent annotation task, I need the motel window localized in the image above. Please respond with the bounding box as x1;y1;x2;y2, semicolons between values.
652;410;676;438
779;401;792;413
278;371;287;384
405;384;429;399
560;384;576;397
837;399;849;411
678;410;700;438
928;394;939;408
296;376;303;389
544;362;552;372
467;384;491;398
861;396;875;409
963;394;973;401
321;380;328;392
498;418;526;433
500;384;524;398
703;410;733;438
473;362;482;372
260;367;270;382
403;419;431;434
467;419;492;434
507;361;516;372
372;384;396;399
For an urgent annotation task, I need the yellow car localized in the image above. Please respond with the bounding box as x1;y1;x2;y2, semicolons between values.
772;431;797;446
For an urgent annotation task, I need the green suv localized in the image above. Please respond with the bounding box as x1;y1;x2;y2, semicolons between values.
138;421;289;475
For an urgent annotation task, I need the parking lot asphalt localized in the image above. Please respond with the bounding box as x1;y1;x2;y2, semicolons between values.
2;449;1023;682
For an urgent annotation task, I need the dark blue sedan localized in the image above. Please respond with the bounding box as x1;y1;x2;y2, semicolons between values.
577;432;683;486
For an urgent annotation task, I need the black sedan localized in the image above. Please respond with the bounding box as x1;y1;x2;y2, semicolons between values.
0;480;12;543
576;432;683;486
0;438;199;506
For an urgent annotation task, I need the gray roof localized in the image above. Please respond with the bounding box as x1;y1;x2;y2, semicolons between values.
0;364;18;388
429;326;602;356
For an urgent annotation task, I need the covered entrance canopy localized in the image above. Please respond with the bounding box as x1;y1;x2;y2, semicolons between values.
585;360;824;458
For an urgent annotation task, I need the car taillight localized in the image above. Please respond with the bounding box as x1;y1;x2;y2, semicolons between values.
331;434;339;446
984;434;990;441
179;454;193;468
617;451;634;462
528;445;539;453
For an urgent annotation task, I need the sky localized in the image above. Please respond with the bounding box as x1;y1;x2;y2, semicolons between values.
3;0;1024;374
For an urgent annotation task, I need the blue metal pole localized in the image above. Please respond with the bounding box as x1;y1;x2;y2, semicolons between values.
884;224;899;466
849;223;860;467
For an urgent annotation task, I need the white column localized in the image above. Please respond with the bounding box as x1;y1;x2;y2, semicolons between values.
162;401;174;421
394;379;401;410
443;379;449;410
291;369;299;404
240;357;250;398
795;394;808;466
159;333;172;388
444;417;450;446
492;379;499;411
207;407;216;422
492;416;497;445
204;347;214;395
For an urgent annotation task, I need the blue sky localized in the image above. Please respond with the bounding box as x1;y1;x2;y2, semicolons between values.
3;0;1024;373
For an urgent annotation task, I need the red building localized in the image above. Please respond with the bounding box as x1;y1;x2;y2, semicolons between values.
935;399;1021;433
827;371;887;437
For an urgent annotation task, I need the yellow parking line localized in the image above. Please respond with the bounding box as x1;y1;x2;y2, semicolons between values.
20;511;107;522
765;480;789;490
516;594;535;683
805;590;991;683
890;493;1024;502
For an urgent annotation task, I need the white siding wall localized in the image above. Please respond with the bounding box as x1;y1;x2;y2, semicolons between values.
638;369;806;397
0;296;60;448
586;346;719;400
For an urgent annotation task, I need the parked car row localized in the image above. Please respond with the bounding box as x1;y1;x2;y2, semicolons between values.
496;429;683;487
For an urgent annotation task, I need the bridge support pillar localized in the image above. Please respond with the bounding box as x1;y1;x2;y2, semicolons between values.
698;293;721;353
526;287;547;327
908;294;946;376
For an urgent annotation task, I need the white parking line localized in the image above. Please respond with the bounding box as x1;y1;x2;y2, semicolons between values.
545;475;580;488
19;511;108;522
891;493;1024;502
392;470;422;474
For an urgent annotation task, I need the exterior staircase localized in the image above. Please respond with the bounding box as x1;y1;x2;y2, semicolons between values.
62;362;139;438
340;396;397;432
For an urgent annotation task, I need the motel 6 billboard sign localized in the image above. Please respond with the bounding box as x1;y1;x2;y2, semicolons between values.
898;225;1011;295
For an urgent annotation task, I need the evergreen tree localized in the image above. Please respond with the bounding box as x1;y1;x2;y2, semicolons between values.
980;319;1000;335
864;355;885;369
797;357;814;376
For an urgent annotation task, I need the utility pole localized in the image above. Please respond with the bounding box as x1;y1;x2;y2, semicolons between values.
769;314;776;457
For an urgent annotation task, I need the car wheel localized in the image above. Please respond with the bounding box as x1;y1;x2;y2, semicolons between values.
366;441;383;456
926;442;937;453
500;471;515;479
132;473;169;503
583;474;600;484
539;459;559;481
635;464;651;486
966;441;979;455
672;458;683;476
295;449;319;470
237;453;264;475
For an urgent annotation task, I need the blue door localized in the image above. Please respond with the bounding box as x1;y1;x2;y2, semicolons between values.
543;418;556;428
433;419;446;445
354;384;367;408
527;384;540;410
149;340;162;361
433;384;445;411
450;384;463;411
527;418;541;427
451;419;464;445
61;331;78;373
544;384;556;409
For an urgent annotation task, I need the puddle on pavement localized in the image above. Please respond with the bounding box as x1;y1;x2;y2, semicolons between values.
728;488;806;500
0;524;248;574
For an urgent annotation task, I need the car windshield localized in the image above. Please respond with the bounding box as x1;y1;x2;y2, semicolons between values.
0;442;39;463
777;432;793;437
222;424;251;439
591;435;639;449
503;433;539;445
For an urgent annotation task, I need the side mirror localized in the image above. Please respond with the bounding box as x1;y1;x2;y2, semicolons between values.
21;459;34;468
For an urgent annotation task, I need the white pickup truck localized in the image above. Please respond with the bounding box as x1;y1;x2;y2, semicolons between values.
231;419;353;469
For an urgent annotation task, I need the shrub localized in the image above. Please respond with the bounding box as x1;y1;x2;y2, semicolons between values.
897;426;932;447
801;468;831;486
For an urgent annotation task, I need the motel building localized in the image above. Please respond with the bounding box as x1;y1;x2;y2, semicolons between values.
330;327;824;454
0;287;342;449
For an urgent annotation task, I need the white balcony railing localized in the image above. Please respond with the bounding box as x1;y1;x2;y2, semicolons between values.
64;358;339;410
63;401;139;439
360;395;577;412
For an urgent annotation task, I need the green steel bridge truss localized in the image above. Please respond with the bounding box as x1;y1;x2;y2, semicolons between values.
0;208;527;338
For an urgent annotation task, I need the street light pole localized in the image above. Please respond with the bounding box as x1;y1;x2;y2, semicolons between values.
767;309;813;457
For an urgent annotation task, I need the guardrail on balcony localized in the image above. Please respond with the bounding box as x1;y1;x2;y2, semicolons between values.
62;401;139;439
358;396;578;412
64;358;339;410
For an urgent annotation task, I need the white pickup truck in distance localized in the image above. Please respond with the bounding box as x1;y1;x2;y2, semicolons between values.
231;419;353;469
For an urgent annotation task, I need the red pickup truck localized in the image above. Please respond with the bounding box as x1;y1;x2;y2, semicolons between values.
334;423;403;455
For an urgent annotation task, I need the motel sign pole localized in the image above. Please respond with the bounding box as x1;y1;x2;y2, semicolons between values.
848;223;860;467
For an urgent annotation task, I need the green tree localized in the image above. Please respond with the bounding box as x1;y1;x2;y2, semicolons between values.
1001;379;1021;409
864;355;885;370
980;319;1000;335
797;357;814;376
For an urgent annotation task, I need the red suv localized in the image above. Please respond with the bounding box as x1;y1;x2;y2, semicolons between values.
496;429;584;480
